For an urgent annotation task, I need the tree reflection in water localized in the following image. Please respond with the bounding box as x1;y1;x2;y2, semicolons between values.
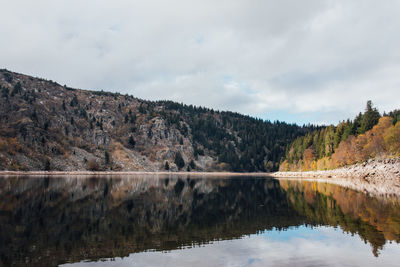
0;175;399;266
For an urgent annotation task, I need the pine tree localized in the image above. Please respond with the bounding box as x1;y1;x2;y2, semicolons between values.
165;161;169;170
12;82;22;95
359;100;380;134
128;136;135;148
174;152;185;169
70;95;79;107
130;114;136;123
105;151;110;165
44;159;51;171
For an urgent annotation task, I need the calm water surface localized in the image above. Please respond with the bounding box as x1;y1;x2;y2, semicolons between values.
1;175;400;266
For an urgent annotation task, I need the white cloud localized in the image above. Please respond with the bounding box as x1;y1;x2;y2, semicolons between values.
61;226;400;267
1;0;399;124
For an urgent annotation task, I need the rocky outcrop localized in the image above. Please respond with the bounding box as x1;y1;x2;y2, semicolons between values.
0;69;311;172
272;158;400;197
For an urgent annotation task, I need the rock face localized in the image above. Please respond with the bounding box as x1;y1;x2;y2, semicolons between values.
272;157;400;197
0;69;312;172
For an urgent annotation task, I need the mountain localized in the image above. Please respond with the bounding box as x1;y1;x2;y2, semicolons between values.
0;69;316;172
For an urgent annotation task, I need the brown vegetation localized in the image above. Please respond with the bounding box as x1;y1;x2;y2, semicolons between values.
87;159;101;171
281;117;400;171
0;69;313;172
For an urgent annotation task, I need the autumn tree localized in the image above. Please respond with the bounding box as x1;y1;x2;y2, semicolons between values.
303;147;316;170
364;116;391;157
281;102;392;171
384;121;400;155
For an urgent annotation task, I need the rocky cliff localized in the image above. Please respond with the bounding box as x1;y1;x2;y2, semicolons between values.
0;69;314;172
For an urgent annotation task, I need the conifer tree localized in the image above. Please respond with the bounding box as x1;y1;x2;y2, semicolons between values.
174;152;185;169
105;151;110;165
359;100;380;134
128;136;135;148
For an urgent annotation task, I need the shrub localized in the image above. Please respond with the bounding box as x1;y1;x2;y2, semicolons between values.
174;152;185;169
189;160;196;169
128;136;135;148
87;159;100;171
44;159;51;171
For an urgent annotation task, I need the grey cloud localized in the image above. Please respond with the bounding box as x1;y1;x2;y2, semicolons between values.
1;0;400;124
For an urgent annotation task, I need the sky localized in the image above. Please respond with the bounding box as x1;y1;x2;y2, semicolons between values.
63;226;400;266
1;0;400;125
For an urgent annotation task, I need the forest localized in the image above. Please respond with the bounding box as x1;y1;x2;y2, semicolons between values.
280;101;400;171
157;101;319;171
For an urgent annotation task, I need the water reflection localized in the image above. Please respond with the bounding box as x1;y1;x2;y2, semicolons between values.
0;175;399;266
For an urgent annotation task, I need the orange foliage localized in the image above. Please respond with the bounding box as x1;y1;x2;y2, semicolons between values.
331;135;357;167
316;157;327;170
354;133;369;162
384;121;400;155
302;147;316;170
364;116;392;157
330;117;397;168
285;116;400;171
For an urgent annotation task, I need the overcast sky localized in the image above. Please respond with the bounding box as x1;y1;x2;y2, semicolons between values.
1;0;399;125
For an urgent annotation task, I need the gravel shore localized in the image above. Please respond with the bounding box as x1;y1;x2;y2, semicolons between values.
0;171;271;177
272;158;400;197
1;158;399;197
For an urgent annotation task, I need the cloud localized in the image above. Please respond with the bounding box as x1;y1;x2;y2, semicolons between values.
1;0;400;124
61;226;400;267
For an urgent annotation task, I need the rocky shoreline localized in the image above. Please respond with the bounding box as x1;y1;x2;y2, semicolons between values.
0;171;271;177
1;158;399;197
272;158;400;197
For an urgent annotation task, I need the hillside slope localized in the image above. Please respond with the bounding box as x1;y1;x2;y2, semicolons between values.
0;69;314;172
280;102;400;171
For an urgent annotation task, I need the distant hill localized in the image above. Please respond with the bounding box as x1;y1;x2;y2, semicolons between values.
0;69;316;172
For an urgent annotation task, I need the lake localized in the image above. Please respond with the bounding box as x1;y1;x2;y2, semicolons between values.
1;174;400;266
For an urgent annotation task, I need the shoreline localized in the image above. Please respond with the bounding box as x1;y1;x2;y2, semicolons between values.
0;170;273;177
275;177;400;199
1;158;399;197
271;157;400;197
